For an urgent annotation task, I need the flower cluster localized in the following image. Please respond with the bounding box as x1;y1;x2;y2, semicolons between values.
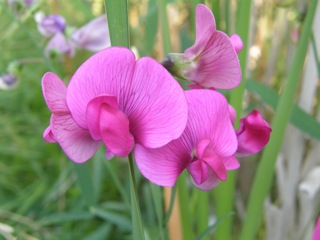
42;4;271;191
35;13;110;57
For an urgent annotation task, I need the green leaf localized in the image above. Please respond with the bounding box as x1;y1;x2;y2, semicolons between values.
40;211;94;225
246;79;320;140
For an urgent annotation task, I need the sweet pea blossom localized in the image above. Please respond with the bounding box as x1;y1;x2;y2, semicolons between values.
0;73;18;90
42;47;188;163
135;90;239;191
71;15;110;52
35;12;66;37
45;32;75;57
162;4;242;89
235;110;272;157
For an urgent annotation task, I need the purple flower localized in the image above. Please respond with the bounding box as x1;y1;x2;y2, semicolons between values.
42;47;188;163
235;110;272;157
163;4;242;90
71;15;110;52
135;90;239;191
45;32;75;57
35;12;66;37
0;73;18;90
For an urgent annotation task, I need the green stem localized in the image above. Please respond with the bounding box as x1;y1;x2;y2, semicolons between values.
128;153;145;240
177;172;193;240
214;1;252;240
239;0;318;239
197;191;209;240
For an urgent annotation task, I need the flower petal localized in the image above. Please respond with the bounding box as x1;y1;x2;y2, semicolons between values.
126;56;188;148
191;167;220;191
236;110;272;157
134;141;191;187
99;103;134;157
86;95;118;140
42;72;68;113
184;90;238;156
187;159;208;185
229;34;244;53
185;31;241;89
71;15;110;52
203;155;227;181
45;32;75;57
194;4;216;46
222;156;240;170
51;113;100;163
67;47;136;129
43;125;57;142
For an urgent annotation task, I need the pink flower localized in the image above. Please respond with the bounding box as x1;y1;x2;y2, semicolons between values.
42;47;188;163
71;15;110;52
313;216;320;240
235;110;272;157
162;4;242;90
135;90;239;191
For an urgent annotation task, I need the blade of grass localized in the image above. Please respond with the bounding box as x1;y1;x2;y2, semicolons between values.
159;0;171;55
196;191;209;240
150;183;165;240
104;0;129;48
239;1;319;239
214;1;252;240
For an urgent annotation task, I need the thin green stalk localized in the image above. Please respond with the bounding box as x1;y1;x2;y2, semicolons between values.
177;172;193;240
128;153;145;240
240;0;318;239
211;0;221;30
104;1;144;238
214;1;252;240
104;0;129;48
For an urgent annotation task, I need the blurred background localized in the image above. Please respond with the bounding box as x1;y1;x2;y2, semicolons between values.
0;0;319;239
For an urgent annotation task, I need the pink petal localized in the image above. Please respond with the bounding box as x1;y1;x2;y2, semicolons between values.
185;31;241;89
86;95;118;140
185;90;238;156
42;72;68;113
71;15;110;52
67;47;136;129
223;156;240;170
51;113;100;163
229;34;244;53
187;159;208;185
134;142;191;187
43;125;57;142
126;56;188;148
203;154;227;181
196;139;211;160
190;167;220;191
194;4;216;46
313;216;320;240
229;104;236;124
236;110;272;157
99;104;134;157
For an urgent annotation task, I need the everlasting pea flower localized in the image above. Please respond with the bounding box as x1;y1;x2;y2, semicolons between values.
313;216;320;240
42;47;188;163
162;4;242;90
35;12;66;37
235;110;272;157
71;15;110;52
135;90;239;191
45;32;75;57
0;73;18;90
